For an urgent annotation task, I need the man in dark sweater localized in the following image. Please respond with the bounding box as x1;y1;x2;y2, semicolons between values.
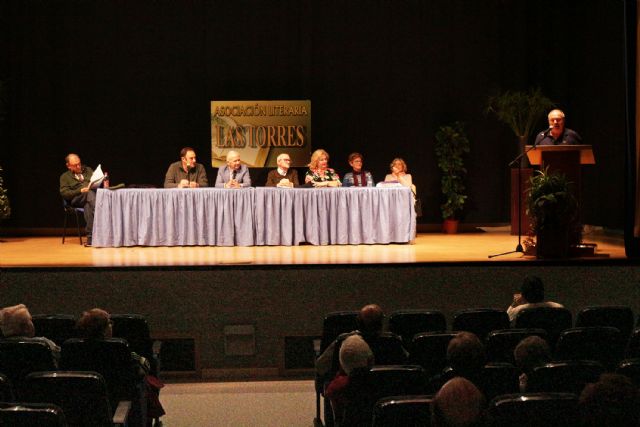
59;153;96;246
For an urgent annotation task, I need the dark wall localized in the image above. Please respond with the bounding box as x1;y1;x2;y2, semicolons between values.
1;0;628;228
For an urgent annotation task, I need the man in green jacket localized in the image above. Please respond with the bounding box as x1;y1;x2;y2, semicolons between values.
59;153;96;246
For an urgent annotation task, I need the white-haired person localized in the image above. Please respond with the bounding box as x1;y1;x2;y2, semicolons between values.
0;304;61;362
265;153;299;187
215;150;252;188
305;149;341;187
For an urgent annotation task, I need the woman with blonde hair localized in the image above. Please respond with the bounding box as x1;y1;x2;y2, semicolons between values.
305;149;341;187
384;157;416;193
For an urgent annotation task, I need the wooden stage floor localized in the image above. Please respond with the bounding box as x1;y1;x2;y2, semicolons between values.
0;228;626;268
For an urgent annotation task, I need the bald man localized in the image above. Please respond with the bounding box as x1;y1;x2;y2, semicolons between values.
534;109;583;146
265;153;299;187
215;151;252;188
59;153;96;246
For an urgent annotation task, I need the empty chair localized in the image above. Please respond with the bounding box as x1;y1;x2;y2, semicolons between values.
32;314;77;347
0;402;67;427
513;307;572;345
486;328;548;364
575;306;635;338
319;311;359;357
626;327;640;358
372;395;432;427
488;392;580;427
341;365;428;427
452;308;510;341
62;198;84;245
23;371;131;427
409;332;457;379
388;310;446;347
110;314;156;374
554;326;626;370
616;358;640;387
479;362;520;401
0;373;14;402
0;340;58;393
527;360;605;395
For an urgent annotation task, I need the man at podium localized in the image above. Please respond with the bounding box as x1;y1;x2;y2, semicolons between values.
533;109;583;146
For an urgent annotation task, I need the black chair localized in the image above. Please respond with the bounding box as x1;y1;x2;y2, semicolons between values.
554;326;626;370
575;306;635;338
62;198;84;245
616;358;640;387
527;360;605;395
626;327;640;358
32;314;77;348
110;314;157;375
409;332;457;380
0;339;58;394
0;402;67;427
513;307;572;346
388;310;446;348
479;362;520;401
340;365;428;427
486;328;548;364
0;373;14;402
488;392;580;427
23;371;131;427
61;338;146;427
372;395;432;427
452;308;510;341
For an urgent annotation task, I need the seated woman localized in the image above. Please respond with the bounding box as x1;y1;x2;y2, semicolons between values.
383;157;416;194
342;152;374;187
305;149;341;187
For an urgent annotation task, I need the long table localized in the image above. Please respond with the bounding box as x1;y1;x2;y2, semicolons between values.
92;187;415;247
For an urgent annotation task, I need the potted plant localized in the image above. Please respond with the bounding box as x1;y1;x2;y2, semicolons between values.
526;167;579;258
435;122;470;233
486;88;555;165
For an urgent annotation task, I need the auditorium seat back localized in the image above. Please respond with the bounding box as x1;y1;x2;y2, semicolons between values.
452;308;510;341
513;307;572;346
32;314;77;347
488;392;580;427
0;339;58;394
0;402;67;427
485;328;548;364
372;395;433;427
388;310;446;348
575;306;635;338
527;360;605;395
554;326;626;370
409;332;457;379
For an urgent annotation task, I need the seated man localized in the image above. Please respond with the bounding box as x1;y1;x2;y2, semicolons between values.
0;304;61;362
507;275;563;323
164;147;209;188
265;153;299;187
215;150;251;188
59;153;96;246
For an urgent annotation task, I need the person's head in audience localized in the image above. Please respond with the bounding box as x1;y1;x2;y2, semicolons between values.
520;275;545;303
339;334;374;375
65;153;83;175
0;304;35;338
308;149;330;171
347;152;364;173
432;377;485;427
356;304;384;337
513;335;551;375
180;147;197;172
226;151;242;171
579;373;640;427
447;332;485;378
76;308;112;339
277;153;292;172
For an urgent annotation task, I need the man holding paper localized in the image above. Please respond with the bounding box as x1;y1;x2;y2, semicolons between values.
59;153;97;247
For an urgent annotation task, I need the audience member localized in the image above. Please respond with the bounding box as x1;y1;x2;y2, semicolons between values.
59;153;97;246
579;373;640;427
533;109;583;146
342;152;374;187
215;150;251;188
324;334;374;425
164;147;209;188
384;157;416;193
513;335;551;392
507;276;563;322
445;332;485;384
0;304;61;362
432;377;486;427
316;304;384;378
305;149;341;186
265;153;299;187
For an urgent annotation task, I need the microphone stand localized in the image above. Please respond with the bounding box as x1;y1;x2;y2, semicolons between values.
488;141;539;258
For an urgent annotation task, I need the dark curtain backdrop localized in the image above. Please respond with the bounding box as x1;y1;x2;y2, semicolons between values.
0;0;628;229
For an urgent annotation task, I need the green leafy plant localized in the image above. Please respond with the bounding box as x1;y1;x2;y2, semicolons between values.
435;122;470;220
486;88;555;139
526;167;578;232
0;166;10;220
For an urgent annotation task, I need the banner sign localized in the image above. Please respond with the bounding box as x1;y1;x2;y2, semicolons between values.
211;100;311;168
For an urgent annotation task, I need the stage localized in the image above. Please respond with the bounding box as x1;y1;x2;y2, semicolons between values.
0;228;626;268
0;228;637;380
